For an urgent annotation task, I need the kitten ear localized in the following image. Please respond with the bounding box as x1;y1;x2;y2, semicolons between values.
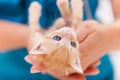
30;43;48;54
70;58;83;74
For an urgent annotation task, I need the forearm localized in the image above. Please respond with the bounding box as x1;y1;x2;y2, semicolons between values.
0;20;29;51
104;20;120;52
111;0;120;20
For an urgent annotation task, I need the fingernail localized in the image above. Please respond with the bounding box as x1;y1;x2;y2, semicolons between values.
42;71;47;74
30;69;41;73
85;71;100;76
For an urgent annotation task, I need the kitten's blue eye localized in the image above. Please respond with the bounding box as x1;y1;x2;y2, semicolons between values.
53;35;61;41
71;42;77;48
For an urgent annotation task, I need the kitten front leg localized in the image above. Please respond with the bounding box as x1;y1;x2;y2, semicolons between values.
28;1;45;51
57;0;71;22
57;0;83;29
57;0;72;25
29;1;44;33
48;0;72;32
71;0;83;29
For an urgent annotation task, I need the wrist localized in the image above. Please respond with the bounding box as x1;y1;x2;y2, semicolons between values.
21;27;30;48
103;21;120;52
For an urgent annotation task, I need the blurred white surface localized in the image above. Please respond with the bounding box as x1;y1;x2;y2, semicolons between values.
96;0;120;80
110;51;120;80
96;0;114;24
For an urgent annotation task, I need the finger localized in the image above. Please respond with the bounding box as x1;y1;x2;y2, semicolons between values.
57;0;71;23
60;74;86;80
25;55;40;65
31;65;48;74
76;23;96;43
48;70;86;80
71;0;83;27
25;55;47;73
91;60;101;67
47;70;65;78
84;66;99;76
31;65;44;73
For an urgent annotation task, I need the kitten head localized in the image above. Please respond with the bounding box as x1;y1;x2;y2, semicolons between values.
30;27;83;73
30;27;78;53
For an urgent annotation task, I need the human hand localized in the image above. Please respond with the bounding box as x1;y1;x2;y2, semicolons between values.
76;20;112;70
57;0;101;75
25;55;100;80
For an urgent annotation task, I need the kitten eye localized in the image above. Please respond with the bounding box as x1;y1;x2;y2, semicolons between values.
53;35;61;41
71;42;77;48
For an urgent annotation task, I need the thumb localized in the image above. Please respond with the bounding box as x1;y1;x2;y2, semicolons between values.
76;23;96;43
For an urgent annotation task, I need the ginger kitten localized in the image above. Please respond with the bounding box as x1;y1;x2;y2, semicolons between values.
27;0;83;75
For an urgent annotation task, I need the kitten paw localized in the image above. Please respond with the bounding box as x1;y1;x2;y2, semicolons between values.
29;1;42;20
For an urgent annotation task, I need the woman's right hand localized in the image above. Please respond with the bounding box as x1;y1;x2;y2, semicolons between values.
25;55;100;80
